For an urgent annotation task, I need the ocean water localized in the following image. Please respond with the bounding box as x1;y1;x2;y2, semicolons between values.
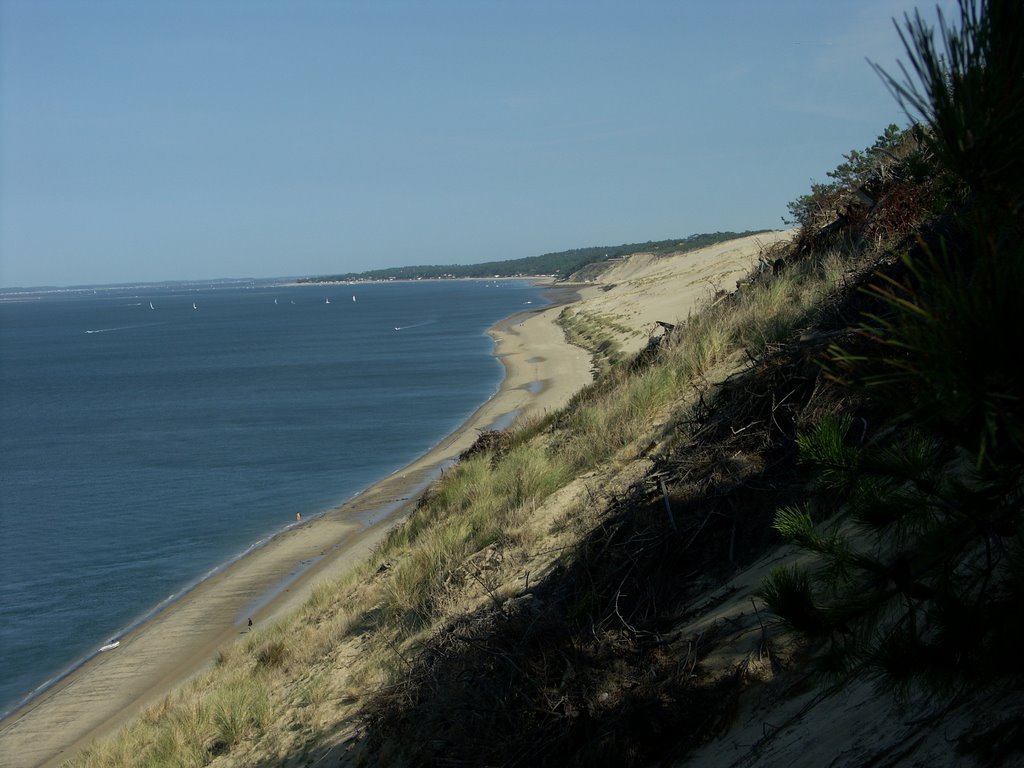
0;278;547;716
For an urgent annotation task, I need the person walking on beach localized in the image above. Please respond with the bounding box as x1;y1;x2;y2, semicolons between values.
248;618;253;630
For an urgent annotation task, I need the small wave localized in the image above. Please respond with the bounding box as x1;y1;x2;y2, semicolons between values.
84;322;166;335
393;320;436;331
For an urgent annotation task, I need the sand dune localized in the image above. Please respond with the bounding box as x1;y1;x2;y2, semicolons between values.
0;232;785;767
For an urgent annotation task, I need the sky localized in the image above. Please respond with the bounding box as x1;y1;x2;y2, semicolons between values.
0;0;957;288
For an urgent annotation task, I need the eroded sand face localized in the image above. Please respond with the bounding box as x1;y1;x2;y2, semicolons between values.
570;231;794;355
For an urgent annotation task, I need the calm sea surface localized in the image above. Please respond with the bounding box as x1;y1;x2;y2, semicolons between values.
0;278;546;716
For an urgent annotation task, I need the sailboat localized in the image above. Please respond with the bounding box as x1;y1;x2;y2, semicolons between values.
325;297;331;304
149;301;155;310
193;302;198;310
352;295;356;302
274;298;279;305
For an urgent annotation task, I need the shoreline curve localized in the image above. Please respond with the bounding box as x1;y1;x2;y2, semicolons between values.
0;280;593;768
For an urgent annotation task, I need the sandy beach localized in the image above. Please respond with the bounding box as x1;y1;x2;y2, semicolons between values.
0;232;786;767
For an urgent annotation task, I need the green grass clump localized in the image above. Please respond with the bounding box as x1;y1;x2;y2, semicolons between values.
210;676;272;751
377;443;573;632
557;307;629;374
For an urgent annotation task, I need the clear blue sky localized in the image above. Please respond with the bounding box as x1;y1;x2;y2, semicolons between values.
0;0;954;288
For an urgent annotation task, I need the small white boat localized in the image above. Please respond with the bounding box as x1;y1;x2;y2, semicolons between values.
193;302;198;310
149;302;155;310
325;298;331;304
99;640;120;652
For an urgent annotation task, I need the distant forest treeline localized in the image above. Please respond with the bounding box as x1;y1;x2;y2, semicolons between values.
298;231;774;283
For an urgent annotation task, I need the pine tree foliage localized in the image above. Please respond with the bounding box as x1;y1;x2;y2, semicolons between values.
761;415;1018;695
783;126;907;229
760;0;1024;698
872;0;1024;217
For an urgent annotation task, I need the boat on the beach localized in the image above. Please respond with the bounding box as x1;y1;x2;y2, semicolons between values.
99;641;120;652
